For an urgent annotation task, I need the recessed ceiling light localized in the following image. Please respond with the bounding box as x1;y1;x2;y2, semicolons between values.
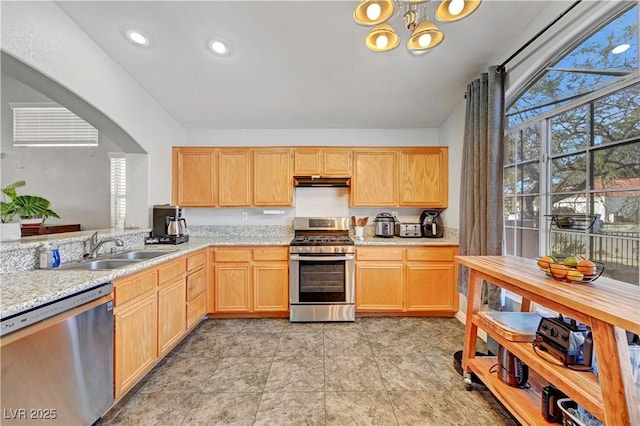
126;30;151;47
612;43;630;54
207;38;231;56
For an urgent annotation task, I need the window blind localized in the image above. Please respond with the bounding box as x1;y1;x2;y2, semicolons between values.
11;103;99;147
109;154;127;229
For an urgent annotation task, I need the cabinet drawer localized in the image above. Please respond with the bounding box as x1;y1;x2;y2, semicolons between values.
187;250;206;271
114;269;157;306
158;258;186;284
253;247;288;261
187;292;207;329
187;268;207;301
357;247;403;261
406;247;456;262
215;248;251;262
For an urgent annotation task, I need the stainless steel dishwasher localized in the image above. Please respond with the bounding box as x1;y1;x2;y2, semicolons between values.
1;283;114;425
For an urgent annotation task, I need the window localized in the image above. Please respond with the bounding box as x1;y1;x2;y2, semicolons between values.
11;103;99;147
504;4;639;285
109;154;126;229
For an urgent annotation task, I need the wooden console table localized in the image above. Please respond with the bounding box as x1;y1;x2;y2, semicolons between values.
21;224;81;237
457;255;640;425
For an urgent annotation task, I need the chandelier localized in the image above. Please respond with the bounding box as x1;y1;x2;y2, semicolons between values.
353;0;481;54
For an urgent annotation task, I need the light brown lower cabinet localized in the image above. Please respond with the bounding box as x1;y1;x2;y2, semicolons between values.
356;247;404;312
157;277;187;356
186;253;208;329
113;250;208;400
209;246;289;315
113;269;159;399
355;246;458;315
114;291;157;398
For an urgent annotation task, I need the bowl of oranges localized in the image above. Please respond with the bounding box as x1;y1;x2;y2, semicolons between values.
535;255;604;283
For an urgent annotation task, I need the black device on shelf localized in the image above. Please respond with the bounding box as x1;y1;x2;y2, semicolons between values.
542;384;567;423
535;315;593;367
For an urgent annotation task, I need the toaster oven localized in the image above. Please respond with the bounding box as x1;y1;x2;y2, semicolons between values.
395;223;422;238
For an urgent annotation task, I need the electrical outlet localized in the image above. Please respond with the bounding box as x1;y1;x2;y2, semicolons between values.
392;211;398;218
241;212;248;221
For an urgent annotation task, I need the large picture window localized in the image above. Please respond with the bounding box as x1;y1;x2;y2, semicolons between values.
504;4;639;285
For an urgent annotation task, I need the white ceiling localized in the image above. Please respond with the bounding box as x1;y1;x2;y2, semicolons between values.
55;1;551;129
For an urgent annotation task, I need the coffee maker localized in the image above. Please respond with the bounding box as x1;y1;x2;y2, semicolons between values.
147;204;189;244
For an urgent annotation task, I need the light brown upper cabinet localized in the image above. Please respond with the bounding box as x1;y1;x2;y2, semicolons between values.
293;148;351;176
218;149;252;207
351;149;397;206
398;147;448;208
253;148;293;206
172;147;217;207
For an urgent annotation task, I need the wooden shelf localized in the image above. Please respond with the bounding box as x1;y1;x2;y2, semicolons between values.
467;357;555;425
457;255;640;426
472;313;604;420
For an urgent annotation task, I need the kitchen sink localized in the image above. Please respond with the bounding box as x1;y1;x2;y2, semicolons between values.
58;259;141;270
110;250;177;260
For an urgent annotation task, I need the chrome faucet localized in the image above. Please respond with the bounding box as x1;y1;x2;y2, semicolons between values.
86;231;124;259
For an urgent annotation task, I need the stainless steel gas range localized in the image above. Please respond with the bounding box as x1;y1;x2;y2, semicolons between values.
289;217;355;322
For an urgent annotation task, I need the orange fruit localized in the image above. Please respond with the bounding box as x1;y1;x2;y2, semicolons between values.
550;264;570;279
577;260;597;276
566;269;584;282
537;256;556;270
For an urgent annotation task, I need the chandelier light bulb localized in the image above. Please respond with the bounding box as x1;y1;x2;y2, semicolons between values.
612;43;630;54
418;33;432;48
366;3;382;20
376;34;389;49
448;0;465;16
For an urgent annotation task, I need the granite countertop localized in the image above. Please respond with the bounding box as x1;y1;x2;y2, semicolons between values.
0;235;291;319
1;232;458;320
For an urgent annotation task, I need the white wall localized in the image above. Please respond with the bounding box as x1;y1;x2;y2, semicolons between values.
1;1;185;226
1;73;119;229
185;128;438;147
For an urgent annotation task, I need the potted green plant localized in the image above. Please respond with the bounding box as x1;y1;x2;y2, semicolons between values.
1;181;60;230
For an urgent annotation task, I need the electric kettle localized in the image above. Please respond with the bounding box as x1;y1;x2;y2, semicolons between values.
497;345;529;388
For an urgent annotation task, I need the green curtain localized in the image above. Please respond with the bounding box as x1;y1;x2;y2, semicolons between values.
458;65;505;310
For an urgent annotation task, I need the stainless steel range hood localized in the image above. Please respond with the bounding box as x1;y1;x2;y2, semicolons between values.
294;176;350;187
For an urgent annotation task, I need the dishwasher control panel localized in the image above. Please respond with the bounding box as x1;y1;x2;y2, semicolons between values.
1;282;113;337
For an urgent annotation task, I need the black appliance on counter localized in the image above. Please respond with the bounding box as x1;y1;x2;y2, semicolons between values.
420;210;444;238
146;204;189;245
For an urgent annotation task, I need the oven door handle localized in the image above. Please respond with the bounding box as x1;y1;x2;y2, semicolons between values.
290;254;355;261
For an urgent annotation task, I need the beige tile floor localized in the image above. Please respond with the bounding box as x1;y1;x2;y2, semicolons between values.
99;317;518;426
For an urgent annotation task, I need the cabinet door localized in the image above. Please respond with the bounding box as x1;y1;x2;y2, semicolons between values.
355;263;403;311
172;147;217;206
398;148;448;207
214;263;251;312
293;148;323;175
253;262;289;312
219;149;252;206
323;148;351;175
253;149;292;206
351;150;396;206
114;294;157;398
157;278;187;356
405;262;457;312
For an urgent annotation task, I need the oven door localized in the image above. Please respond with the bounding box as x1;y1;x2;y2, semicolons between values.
290;253;355;304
